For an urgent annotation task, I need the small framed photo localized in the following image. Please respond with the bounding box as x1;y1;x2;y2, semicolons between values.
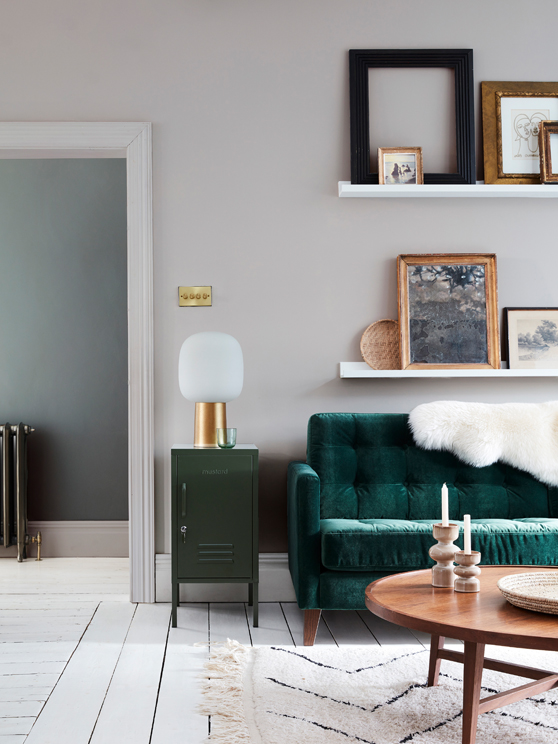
378;147;423;185
505;308;558;369
397;254;500;370
482;81;558;185
538;121;558;183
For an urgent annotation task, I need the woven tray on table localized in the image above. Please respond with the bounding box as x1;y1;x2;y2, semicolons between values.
497;572;558;615
360;319;401;370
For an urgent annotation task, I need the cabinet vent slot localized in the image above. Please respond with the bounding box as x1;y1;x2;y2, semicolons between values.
198;543;234;563
198;550;233;555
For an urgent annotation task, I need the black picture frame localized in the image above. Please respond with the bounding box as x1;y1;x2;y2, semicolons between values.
349;49;475;185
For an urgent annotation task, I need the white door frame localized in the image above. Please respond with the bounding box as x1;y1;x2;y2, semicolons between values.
0;122;154;602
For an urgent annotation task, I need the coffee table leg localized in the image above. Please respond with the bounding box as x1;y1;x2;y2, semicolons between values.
462;641;485;744
428;635;445;686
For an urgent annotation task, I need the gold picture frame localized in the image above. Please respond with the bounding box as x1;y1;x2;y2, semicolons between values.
378;147;423;185
397;254;500;370
538;121;558;184
482;81;558;185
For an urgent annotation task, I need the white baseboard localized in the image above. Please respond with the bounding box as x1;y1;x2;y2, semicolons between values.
0;521;129;558
155;552;296;602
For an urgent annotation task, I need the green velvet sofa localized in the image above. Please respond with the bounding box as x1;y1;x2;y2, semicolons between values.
288;413;558;645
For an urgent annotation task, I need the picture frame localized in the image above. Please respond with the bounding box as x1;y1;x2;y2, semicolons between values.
481;82;558;185
397;254;499;370
378;147;423;185
538;120;558;184
349;49;475;185
505;307;558;369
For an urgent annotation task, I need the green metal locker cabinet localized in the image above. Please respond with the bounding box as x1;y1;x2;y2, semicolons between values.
171;445;259;627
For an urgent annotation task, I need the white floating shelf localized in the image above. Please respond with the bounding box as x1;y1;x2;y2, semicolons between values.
338;181;558;198
340;362;558;379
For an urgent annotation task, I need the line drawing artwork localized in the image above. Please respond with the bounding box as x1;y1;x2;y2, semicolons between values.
517;319;558;362
512;109;549;159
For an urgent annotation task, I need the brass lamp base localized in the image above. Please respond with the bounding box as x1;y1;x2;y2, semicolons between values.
194;402;226;448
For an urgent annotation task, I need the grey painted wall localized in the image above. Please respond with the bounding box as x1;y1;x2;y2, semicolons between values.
0;160;128;521
1;0;557;550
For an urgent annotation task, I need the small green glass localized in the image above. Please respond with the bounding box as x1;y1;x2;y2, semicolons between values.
217;428;237;449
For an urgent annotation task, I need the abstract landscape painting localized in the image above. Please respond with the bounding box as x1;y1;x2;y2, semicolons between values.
407;264;488;364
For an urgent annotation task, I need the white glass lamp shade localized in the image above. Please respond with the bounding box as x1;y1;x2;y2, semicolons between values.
179;332;243;402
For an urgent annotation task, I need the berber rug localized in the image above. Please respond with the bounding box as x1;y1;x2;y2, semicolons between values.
200;640;558;743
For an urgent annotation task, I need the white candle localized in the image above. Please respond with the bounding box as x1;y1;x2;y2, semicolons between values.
441;483;449;527
464;514;471;554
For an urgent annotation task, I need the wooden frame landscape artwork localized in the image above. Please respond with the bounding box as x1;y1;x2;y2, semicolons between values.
397;254;499;370
378;147;423;185
538;120;558;183
505;307;558;369
482;81;558;185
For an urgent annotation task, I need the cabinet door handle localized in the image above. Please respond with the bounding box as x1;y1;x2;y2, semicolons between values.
181;483;187;516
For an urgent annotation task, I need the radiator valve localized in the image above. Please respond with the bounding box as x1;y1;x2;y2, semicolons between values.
30;531;42;561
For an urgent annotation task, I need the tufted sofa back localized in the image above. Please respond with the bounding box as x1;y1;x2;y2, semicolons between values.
307;413;558;521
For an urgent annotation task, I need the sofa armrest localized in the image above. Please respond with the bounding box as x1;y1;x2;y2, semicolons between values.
287;461;321;609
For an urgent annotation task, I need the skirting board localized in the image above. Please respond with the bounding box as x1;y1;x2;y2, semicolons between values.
0;521;129;558
155;553;296;602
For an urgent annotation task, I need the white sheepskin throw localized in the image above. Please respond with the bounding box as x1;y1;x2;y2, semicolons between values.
409;400;558;486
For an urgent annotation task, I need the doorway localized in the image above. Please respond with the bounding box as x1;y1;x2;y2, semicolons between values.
0;123;154;602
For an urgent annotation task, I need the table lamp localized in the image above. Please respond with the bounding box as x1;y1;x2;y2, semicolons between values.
179;332;243;447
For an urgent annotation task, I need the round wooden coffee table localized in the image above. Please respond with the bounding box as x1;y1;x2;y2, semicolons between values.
366;566;558;744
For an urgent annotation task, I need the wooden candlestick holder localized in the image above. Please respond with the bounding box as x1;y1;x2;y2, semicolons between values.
429;523;460;588
454;550;481;592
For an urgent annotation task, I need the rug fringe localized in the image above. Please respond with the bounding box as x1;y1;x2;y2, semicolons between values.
199;638;252;743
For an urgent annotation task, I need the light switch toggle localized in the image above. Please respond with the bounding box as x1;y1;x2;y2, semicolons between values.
179;286;212;307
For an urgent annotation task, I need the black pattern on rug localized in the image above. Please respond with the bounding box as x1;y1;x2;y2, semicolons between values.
266;676;428;714
270;646;425;673
266;711;378;744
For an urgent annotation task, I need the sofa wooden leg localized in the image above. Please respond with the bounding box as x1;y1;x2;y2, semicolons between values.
304;609;322;646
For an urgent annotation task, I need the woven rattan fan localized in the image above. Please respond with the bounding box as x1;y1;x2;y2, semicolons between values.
360;319;401;370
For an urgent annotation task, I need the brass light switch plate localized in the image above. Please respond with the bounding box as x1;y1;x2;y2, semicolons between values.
179;286;212;307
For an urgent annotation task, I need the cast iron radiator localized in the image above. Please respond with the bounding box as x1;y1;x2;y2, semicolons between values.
0;424;35;561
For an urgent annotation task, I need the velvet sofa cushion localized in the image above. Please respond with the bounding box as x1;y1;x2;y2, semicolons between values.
321;517;558;571
307;413;557;521
319;570;403;611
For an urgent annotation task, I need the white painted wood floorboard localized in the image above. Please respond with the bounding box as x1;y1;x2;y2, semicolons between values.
0;616;89;627
209;602;252;646
0;644;77;664
249;602;293;647
0;675;59;691
24;602;136;744
0;558;130;742
357;609;424;645
0;688;52;703
0;608;95;618
150;604;209;744
0;718;35;735
89;603;170;744
322;609;379;645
